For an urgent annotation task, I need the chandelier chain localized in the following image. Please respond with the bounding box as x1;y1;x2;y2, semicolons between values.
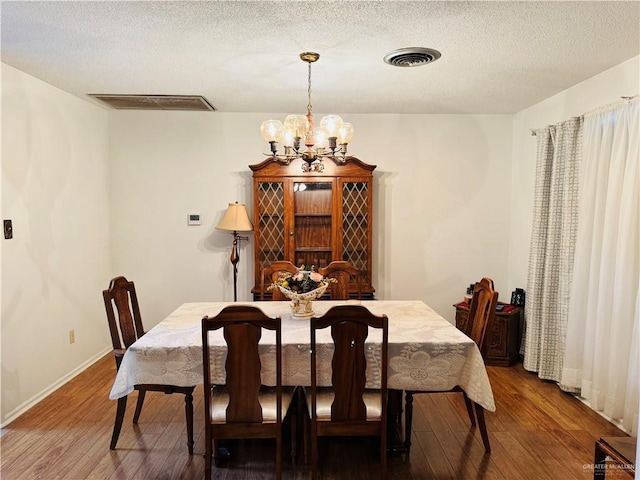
307;61;313;115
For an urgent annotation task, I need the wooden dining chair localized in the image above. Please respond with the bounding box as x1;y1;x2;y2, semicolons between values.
103;276;195;453
318;261;361;300
404;277;498;454
261;260;299;300
201;305;296;480
307;305;389;479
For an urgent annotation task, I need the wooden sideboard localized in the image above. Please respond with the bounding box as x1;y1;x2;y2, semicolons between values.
454;301;522;367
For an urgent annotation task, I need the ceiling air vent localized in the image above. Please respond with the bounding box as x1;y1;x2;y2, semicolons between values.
383;47;441;67
87;94;216;111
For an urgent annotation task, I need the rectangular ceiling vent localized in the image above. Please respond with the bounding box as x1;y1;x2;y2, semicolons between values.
87;94;216;111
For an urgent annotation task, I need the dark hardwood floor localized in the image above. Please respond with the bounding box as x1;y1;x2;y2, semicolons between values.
0;354;628;479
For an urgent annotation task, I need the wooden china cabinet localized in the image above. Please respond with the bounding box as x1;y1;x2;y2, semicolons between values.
250;156;376;300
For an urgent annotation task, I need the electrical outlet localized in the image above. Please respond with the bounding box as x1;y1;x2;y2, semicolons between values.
69;329;75;344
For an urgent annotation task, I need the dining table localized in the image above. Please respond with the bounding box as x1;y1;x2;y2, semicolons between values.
109;300;496;451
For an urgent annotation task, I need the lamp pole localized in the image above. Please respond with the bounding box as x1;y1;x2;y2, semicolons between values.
230;231;244;302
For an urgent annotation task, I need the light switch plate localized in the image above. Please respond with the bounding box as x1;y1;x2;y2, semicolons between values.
4;219;12;239
188;214;201;226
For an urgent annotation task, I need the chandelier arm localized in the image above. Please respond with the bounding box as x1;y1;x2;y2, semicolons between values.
262;152;293;165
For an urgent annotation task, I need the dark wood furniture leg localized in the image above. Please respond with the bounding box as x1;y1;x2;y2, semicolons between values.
110;396;128;450
475;403;491;452
132;390;146;423
184;391;194;455
386;389;407;454
463;392;476;426
404;391;413;453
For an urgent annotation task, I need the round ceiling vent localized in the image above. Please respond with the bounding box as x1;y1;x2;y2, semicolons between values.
383;47;441;67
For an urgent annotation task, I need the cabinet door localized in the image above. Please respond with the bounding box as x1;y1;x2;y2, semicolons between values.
484;316;507;358
255;180;286;275
340;179;371;288
455;307;471;335
292;180;334;269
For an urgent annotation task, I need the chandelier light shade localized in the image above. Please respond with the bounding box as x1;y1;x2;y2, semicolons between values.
260;52;354;172
216;202;253;301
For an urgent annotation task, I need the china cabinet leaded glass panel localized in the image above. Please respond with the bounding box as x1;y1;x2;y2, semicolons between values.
257;181;285;273
342;182;369;285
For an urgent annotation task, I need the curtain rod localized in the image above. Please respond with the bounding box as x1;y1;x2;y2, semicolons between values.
530;94;638;136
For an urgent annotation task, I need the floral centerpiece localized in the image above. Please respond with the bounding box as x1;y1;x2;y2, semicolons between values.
268;265;336;318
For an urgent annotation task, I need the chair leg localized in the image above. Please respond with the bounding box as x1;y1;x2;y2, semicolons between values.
303;414;310;465
290;404;298;462
213;439;221;467
184;391;194;455
462;392;476;427
299;389;310;465
132;390;146;424
110;395;128;450
205;432;212;480
475;403;491;452
311;418;318;480
380;424;387;478
276;430;283;480
404;391;413;454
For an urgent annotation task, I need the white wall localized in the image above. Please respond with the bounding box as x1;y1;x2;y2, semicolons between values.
1;64;112;424
109;111;514;326
508;56;640;289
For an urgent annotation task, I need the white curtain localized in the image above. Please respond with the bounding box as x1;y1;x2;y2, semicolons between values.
523;118;583;381
560;98;639;435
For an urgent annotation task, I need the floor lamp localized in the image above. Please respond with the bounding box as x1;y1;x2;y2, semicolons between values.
216;202;253;301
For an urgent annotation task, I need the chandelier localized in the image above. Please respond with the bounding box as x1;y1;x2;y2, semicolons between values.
260;52;354;173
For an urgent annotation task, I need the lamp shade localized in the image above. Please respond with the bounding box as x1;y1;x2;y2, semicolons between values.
216;202;253;232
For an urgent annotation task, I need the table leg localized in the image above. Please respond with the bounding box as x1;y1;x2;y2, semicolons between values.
387;389;408;454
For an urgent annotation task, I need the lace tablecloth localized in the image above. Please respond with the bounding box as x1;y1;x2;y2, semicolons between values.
109;300;495;411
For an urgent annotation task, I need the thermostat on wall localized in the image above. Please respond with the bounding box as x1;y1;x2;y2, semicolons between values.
188;214;201;226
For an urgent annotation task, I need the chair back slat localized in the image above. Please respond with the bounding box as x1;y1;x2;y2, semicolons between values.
223;323;263;422
330;321;368;420
318;261;361;300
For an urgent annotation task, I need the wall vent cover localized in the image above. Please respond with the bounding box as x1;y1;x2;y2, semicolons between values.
87;94;216;111
383;47;441;67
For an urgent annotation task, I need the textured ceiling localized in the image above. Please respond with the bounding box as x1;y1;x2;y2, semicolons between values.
1;1;639;114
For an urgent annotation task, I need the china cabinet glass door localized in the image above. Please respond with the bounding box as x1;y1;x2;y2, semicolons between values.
293;181;333;270
341;181;369;286
256;181;285;274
